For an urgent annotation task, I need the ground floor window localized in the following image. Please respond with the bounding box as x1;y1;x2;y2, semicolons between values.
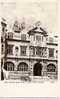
17;62;28;71
20;46;27;56
47;64;56;72
4;62;14;71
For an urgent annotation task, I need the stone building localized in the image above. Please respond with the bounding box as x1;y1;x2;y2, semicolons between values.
1;19;58;81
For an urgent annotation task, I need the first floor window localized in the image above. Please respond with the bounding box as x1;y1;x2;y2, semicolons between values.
49;48;54;58
36;47;42;56
29;47;47;57
7;45;13;55
15;46;19;56
29;46;35;56
42;48;47;57
20;46;27;56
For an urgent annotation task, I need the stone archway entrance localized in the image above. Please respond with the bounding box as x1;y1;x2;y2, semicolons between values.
33;63;42;76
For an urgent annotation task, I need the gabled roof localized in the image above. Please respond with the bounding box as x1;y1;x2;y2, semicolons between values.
28;26;48;36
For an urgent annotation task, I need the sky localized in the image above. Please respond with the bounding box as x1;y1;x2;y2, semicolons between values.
0;0;58;36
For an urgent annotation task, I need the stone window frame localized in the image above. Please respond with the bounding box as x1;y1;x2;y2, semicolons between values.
17;62;28;71
7;44;13;55
48;48;54;58
47;64;56;72
20;46;27;56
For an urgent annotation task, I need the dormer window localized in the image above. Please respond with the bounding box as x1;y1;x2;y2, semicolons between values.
7;45;13;55
36;35;41;41
21;22;25;30
49;37;53;43
21;34;26;41
13;20;21;33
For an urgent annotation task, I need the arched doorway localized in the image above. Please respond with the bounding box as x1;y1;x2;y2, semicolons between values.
4;62;14;71
17;62;28;71
33;63;42;76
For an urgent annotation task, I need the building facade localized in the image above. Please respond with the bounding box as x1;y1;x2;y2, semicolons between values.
1;19;58;81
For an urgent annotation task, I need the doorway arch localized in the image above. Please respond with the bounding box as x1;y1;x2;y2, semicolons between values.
33;63;42;76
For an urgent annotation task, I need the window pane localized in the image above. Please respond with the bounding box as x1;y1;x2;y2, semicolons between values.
17;63;28;71
49;48;54;57
20;46;27;56
49;37;53;43
36;35;41;41
36;47;42;56
47;64;56;72
30;47;35;56
4;62;14;71
21;34;26;40
7;45;13;55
